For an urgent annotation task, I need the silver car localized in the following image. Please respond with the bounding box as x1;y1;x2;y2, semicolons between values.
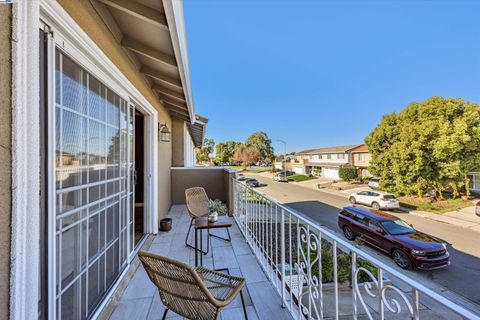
368;178;380;189
476;201;480;217
273;173;288;182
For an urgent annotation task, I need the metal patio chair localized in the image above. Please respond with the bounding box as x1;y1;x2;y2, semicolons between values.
185;187;231;254
139;251;248;320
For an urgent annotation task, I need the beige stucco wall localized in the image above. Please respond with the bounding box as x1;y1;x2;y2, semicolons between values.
171;118;185;167
352;152;371;167
57;0;173;218
0;5;11;320
171;168;235;214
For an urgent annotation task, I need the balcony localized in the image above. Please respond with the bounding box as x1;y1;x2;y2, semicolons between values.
103;169;479;320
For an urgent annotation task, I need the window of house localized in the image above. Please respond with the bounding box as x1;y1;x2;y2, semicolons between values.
338;153;345;159
327;154;332;159
359;153;365;161
54;50;132;319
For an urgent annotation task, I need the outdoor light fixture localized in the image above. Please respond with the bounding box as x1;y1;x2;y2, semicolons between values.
158;122;171;142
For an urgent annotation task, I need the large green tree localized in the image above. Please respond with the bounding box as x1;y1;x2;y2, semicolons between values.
365;97;480;197
245;132;274;161
195;138;215;163
215;141;241;164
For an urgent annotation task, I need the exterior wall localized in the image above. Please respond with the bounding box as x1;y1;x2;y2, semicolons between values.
183;125;195;167
0;6;11;319
57;0;173;217
307;153;349;164
352;152;371;167
172;118;185;166
171;168;236;214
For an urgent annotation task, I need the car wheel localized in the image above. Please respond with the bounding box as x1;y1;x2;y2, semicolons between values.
392;249;412;270
343;226;355;241
349;197;356;204
372;202;380;210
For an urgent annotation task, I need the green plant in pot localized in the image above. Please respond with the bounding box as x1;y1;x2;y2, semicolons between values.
207;199;226;222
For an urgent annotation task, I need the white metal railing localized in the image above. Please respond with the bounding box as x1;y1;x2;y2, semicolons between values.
232;179;480;320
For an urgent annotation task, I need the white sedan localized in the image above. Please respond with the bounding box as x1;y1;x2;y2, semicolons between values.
273;173;289;182
348;191;400;210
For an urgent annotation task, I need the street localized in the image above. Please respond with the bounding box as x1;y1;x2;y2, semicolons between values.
245;173;480;311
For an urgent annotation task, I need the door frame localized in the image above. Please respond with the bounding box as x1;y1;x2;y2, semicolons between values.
37;2;159;319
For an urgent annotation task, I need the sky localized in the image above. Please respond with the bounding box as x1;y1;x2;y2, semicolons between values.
183;0;480;154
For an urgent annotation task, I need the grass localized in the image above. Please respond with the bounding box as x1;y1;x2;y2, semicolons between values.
288;175;317;182
397;196;473;214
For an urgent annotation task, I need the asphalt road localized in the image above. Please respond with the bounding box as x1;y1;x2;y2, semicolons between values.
246;174;480;310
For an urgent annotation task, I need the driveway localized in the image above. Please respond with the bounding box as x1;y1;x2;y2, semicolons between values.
245;173;480;312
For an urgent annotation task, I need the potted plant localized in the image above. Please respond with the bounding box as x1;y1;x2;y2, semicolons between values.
207;199;226;222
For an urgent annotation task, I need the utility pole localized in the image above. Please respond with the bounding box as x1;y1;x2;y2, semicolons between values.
277;139;287;176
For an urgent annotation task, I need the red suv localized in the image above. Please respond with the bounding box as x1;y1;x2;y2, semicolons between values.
338;206;450;270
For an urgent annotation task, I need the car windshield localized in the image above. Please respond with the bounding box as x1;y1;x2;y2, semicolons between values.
380;219;415;235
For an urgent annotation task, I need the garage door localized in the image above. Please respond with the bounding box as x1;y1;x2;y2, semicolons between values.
323;168;340;179
293;166;304;174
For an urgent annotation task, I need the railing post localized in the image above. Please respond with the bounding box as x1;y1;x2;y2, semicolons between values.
280;208;286;308
352;252;357;320
378;268;384;320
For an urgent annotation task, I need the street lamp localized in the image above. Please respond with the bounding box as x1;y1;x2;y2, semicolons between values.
277;139;287;177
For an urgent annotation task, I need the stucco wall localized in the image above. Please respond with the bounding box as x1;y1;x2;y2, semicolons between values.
171;168;235;214
0;5;11;320
57;0;173;218
352;152;371;167
171;118;185;167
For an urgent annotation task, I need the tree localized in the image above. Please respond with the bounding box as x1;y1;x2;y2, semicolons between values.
339;165;358;181
195;138;215;163
245;132;274;162
365;97;480;197
215;141;241;164
232;144;261;166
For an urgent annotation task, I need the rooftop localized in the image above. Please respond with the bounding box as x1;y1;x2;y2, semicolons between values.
297;144;362;155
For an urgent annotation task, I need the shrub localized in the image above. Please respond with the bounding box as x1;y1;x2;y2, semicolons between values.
306;241;377;284
339;165;358;181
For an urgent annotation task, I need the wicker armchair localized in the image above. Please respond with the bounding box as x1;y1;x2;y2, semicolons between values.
185;187;231;254
139;251;248;320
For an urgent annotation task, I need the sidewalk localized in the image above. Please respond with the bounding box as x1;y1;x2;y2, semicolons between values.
406;205;480;233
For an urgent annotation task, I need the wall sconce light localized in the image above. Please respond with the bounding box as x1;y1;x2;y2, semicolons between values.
158;122;171;142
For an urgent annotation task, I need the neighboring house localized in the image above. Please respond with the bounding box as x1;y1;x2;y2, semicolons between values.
350;144;372;178
0;1;209;319
296;145;361;179
468;172;480;194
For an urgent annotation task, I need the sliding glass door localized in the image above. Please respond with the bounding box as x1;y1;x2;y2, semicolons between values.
54;49;133;319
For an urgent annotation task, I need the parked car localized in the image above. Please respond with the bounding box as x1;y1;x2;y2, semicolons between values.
338;206;450;270
348;191;400;210
237;173;246;181
476;201;480;217
245;178;260;187
273;173;288;182
368;178;380;189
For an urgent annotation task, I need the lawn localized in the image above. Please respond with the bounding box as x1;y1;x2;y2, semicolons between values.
288;175;317;182
397;196;473;214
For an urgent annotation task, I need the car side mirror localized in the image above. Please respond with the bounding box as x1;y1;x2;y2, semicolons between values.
409;224;414;228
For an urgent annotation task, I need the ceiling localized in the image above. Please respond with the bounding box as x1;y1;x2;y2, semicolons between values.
91;0;194;122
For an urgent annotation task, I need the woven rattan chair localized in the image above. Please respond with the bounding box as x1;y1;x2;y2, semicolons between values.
185;187;231;254
139;251;248;320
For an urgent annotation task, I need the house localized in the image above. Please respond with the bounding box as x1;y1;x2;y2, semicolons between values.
0;2;475;320
349;144;372;178
468;172;480;194
0;1;214;319
295;145;362;179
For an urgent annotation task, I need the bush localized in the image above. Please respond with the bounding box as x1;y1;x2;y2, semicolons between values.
305;241;377;284
339;165;358;181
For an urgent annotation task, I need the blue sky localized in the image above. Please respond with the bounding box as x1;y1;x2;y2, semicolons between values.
183;0;480;154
